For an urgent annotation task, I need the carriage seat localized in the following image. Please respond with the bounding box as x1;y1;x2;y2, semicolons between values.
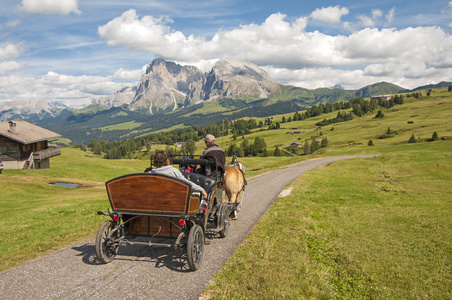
182;172;216;195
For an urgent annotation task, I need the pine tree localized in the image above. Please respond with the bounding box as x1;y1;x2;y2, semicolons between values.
432;131;439;141
303;140;310;154
274;146;282;156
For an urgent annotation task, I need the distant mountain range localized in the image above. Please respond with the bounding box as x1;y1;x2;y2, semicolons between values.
1;58;450;144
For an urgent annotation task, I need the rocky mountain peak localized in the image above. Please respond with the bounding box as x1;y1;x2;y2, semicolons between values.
212;59;273;82
184;58;281;105
93;58;282;112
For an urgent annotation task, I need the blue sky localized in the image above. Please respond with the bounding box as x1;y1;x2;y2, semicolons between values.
1;0;452;107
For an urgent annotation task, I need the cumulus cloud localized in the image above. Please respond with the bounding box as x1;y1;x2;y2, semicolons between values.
0;42;25;60
99;10;452;75
310;5;349;23
0;61;22;75
19;0;81;16
357;9;383;27
0;71;129;106
113;67;145;80
98;10;310;65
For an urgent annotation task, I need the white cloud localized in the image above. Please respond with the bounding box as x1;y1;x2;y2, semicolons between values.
99;11;452;72
386;8;396;25
19;0;81;16
0;61;22;75
310;5;349;23
358;9;383;27
0;20;21;30
0;42;24;60
0;72;129;106
113;67;145;80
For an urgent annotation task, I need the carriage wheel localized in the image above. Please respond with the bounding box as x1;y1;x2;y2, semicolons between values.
95;221;119;264
219;204;230;238
187;225;204;271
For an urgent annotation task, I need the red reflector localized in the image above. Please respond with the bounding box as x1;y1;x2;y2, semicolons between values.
179;219;185;226
113;215;119;221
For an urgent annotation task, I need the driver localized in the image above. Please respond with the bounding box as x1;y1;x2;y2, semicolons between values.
150;150;207;199
201;134;225;177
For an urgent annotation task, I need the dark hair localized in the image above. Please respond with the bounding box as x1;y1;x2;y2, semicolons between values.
153;150;169;168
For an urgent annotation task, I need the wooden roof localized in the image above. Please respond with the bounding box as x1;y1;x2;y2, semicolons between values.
0;120;61;144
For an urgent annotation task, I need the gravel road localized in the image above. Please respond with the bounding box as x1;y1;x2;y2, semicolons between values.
0;155;377;300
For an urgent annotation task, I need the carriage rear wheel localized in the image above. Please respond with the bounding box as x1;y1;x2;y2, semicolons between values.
95;221;119;264
187;224;204;271
219;204;230;238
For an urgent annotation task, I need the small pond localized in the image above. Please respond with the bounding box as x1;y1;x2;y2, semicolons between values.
53;182;79;188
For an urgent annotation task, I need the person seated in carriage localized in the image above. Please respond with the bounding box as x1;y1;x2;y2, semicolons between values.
149;150;208;199
200;134;225;178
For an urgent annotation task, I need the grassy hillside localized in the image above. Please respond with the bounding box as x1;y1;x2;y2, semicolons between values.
1;87;451;298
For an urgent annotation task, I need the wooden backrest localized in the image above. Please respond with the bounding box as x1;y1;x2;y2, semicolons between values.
106;173;198;215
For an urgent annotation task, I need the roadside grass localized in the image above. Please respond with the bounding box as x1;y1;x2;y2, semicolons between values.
0;148;149;271
203;142;452;299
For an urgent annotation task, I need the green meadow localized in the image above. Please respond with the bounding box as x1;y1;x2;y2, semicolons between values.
1;88;451;298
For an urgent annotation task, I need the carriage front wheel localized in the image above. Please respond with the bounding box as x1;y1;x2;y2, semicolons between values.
95;221;119;264
187;224;204;271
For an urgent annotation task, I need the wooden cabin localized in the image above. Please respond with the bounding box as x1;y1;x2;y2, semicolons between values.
0;120;62;170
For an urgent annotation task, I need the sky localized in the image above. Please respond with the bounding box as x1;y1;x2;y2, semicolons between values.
1;0;452;107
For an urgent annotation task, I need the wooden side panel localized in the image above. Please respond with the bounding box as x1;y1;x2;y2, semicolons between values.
188;194;201;214
106;174;191;214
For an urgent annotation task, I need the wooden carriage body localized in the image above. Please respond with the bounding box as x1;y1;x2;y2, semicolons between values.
105;173;201;237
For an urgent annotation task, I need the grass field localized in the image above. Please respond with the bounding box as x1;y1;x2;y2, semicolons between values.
203;143;452;299
1;88;451;298
0;149;149;271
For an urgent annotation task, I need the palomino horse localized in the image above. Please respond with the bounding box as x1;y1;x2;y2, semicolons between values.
221;156;246;219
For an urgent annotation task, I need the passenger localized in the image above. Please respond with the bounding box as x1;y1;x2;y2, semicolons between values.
201;134;225;177
150;150;208;199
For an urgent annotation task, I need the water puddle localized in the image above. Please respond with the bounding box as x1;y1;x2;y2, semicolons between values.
52;182;79;188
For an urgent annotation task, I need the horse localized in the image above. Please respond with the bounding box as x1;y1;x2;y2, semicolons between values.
221;156;246;219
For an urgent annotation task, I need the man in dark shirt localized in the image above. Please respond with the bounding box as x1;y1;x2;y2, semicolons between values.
201;134;225;177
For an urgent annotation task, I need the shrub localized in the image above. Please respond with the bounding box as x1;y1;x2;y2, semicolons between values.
368;140;374;146
432;132;439;141
409;134;417;143
375;110;384;118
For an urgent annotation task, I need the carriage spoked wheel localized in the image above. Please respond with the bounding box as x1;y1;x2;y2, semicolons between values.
218;203;230;238
187;224;204;271
95;221;120;264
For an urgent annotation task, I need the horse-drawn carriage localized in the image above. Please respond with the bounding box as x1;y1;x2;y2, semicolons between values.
95;155;245;271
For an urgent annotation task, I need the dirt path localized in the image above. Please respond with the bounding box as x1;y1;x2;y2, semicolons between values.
0;155;377;300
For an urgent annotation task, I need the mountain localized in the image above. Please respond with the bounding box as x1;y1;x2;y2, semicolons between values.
354;81;405;97
185;59;281;106
0;100;62;121
94;58;283;111
406;81;452;92
92;86;136;108
130;58;205;113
